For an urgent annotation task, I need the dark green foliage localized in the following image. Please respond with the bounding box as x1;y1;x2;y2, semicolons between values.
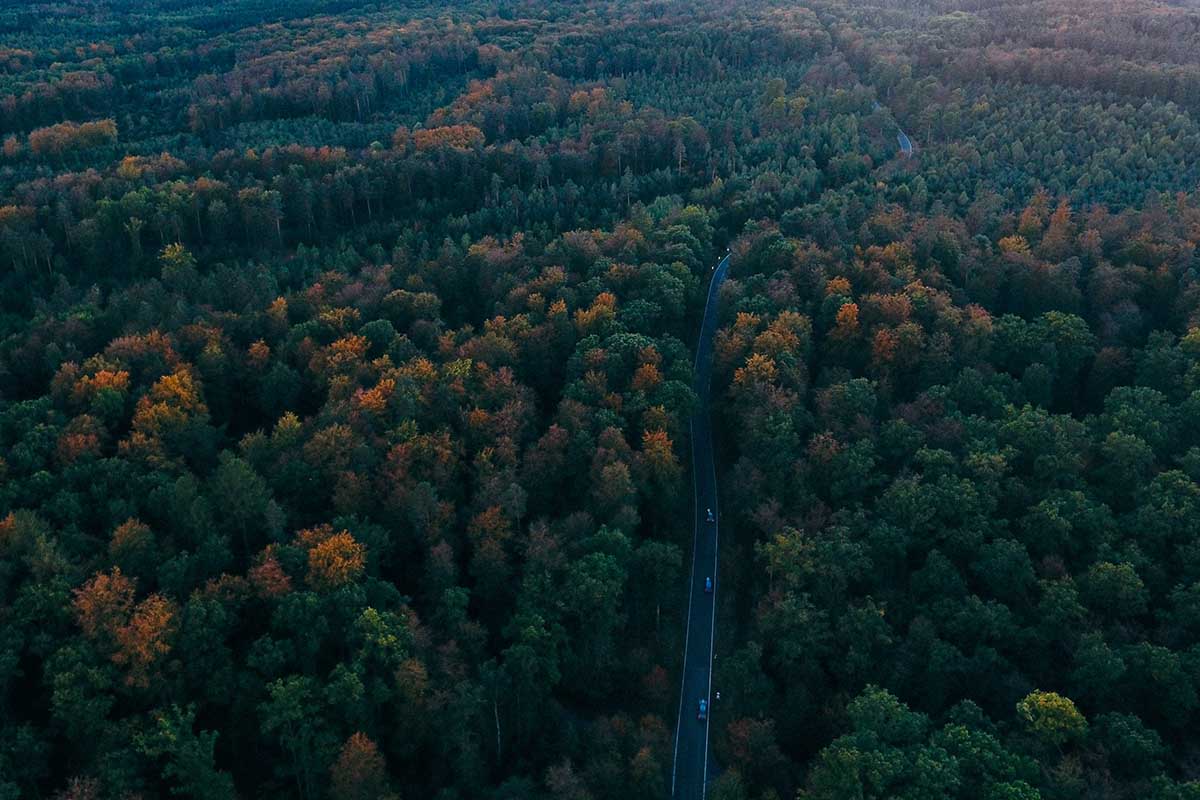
1;0;1200;798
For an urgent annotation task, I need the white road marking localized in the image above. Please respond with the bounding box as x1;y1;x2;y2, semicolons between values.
671;253;729;799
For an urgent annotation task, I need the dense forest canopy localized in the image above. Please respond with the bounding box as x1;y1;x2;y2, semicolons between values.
2;0;1200;798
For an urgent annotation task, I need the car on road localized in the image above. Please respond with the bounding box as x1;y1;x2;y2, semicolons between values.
697;699;707;721
706;508;715;523
704;576;713;593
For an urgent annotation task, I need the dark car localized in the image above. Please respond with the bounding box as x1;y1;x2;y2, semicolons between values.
704;576;713;593
697;699;708;721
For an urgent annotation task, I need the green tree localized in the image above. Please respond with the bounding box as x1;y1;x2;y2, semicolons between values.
135;705;235;800
1016;691;1087;748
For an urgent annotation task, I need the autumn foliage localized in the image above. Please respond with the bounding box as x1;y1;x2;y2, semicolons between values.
298;526;367;590
330;733;393;800
410;124;485;152
27;118;117;158
73;568;177;686
3;0;1200;798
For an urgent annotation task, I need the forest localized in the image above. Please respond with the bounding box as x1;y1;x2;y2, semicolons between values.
2;0;1200;798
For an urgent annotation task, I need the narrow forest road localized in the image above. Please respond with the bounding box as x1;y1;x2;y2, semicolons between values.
670;251;731;800
873;100;914;155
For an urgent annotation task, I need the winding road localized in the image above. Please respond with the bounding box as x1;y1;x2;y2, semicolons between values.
671;251;731;800
873;100;914;156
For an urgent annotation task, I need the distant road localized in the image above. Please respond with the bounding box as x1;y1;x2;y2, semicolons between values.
671;251;731;800
874;100;914;155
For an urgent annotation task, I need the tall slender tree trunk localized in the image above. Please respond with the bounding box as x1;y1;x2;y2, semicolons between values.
493;696;501;760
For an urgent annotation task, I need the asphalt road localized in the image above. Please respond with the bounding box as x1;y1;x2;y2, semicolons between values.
872;100;914;155
671;251;731;800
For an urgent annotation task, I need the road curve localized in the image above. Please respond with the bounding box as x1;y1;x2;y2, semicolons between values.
872;100;914;156
671;251;731;800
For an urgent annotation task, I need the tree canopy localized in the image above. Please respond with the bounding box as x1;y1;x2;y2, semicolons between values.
2;0;1200;798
